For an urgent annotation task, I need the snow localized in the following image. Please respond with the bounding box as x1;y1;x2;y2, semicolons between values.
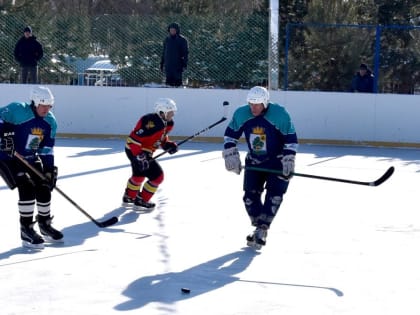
1;138;419;315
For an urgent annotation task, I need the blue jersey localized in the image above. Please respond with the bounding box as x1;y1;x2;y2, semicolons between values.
0;102;56;170
224;102;298;162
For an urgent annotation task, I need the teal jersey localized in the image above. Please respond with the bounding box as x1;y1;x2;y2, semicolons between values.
0;102;56;170
224;102;298;161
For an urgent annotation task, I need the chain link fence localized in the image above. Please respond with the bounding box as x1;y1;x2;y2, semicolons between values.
285;23;420;94
1;12;419;93
0;13;268;88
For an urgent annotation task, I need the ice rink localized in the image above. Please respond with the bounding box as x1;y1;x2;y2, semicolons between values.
0;138;419;315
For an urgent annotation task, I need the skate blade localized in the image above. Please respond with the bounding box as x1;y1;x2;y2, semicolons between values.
22;240;44;249
42;235;64;243
247;240;262;250
122;202;134;207
132;206;155;213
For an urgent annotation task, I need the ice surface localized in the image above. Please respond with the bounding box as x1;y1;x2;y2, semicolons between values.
1;138;419;315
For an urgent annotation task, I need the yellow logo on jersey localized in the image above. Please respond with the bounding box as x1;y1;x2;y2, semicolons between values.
145;121;155;129
252;126;265;135
31;127;44;138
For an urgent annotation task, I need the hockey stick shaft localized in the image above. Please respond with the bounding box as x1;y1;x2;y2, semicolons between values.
153;101;230;160
13;152;118;227
244;165;394;187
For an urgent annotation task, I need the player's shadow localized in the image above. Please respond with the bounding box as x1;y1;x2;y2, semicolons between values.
0;206;144;262
0;192;171;261
114;249;260;311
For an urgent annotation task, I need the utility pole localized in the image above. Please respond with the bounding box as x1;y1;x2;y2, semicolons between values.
268;0;279;90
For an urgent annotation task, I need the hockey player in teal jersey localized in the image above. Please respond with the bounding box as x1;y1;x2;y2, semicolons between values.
222;86;298;249
0;86;62;249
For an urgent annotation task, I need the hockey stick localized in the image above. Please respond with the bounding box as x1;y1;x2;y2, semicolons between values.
13;151;119;228
244;165;395;187
153;101;230;159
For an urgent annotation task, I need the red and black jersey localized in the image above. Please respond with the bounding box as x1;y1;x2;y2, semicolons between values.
125;113;174;156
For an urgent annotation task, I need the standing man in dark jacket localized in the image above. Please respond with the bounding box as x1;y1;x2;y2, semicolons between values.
350;63;374;93
14;26;44;84
160;22;189;87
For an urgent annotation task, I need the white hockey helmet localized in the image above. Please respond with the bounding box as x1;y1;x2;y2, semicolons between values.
30;86;54;107
246;86;269;108
155;98;177;116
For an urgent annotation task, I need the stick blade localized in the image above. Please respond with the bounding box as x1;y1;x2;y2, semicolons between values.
371;166;395;186
96;216;119;228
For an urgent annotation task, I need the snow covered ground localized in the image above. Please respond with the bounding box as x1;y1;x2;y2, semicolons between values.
0;138;419;315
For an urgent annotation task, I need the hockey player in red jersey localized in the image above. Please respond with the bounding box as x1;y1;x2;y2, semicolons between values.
122;98;178;211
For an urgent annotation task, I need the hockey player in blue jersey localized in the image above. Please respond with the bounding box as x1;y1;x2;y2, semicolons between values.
222;86;298;249
0;86;62;249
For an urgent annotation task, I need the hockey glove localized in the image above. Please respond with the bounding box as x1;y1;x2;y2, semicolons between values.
136;152;151;171
281;154;295;177
0;136;14;157
44;166;58;191
222;147;242;175
162;141;178;155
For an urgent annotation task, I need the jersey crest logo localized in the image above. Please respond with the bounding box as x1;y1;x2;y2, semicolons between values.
145;121;155;129
250;126;267;154
252;126;265;135
26;128;44;151
31;127;44;138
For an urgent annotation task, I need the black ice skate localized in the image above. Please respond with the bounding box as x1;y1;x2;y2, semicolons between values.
133;196;155;212
37;215;64;243
246;225;268;250
21;222;45;249
122;192;135;207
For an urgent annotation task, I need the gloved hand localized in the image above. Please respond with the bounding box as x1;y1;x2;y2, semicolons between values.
222;147;242;175
0;136;14;157
281;154;295;177
136;152;151;172
162;141;178;155
44;166;58;191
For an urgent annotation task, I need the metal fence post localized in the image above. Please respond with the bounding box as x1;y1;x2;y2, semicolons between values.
269;0;279;90
374;25;381;93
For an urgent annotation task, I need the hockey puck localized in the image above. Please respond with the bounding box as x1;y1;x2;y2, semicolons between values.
181;287;191;293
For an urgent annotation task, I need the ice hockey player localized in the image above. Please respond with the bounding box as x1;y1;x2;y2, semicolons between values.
122;98;178;211
0;86;62;249
222;86;298;249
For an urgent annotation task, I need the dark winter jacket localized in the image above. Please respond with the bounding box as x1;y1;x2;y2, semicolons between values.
350;70;374;93
14;35;43;67
160;23;189;73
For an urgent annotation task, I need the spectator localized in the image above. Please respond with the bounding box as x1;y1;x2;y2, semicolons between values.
350;63;374;93
160;22;189;87
14;26;44;84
